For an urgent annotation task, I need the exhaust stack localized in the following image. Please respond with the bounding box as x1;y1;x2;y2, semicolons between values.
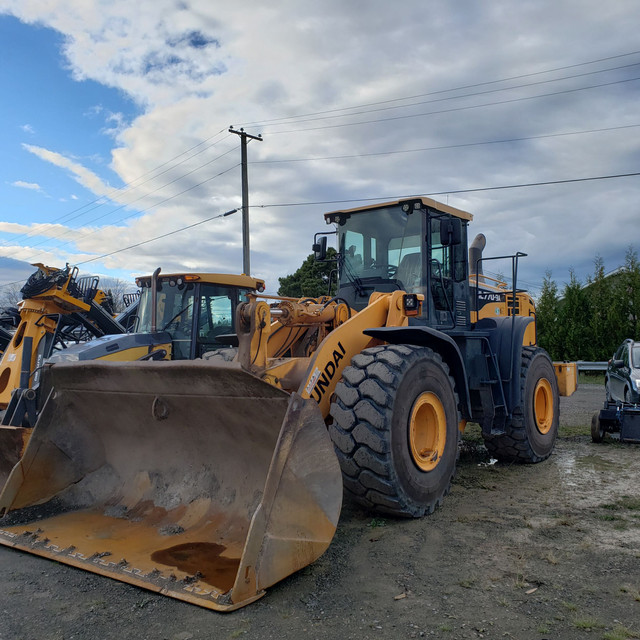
469;233;486;276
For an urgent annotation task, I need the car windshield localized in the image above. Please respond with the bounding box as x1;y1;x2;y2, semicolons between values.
632;344;640;368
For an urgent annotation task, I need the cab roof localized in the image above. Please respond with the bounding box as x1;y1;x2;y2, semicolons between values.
324;197;473;222
135;272;265;291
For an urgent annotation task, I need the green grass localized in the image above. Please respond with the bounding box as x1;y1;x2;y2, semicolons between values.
368;517;387;528
572;615;604;630
599;496;640;517
579;371;605;385
603;624;640;639
558;422;591;438
616;496;640;510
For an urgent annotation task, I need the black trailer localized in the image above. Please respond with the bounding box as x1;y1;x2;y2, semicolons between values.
592;401;640;444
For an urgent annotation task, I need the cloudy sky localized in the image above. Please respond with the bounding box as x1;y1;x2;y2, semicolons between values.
0;1;639;297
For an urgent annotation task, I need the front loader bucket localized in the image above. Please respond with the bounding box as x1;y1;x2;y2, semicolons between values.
0;361;343;611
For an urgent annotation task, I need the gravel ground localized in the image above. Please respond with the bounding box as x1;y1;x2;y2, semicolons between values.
1;383;639;640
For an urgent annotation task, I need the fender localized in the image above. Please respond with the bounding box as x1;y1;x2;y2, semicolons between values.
475;315;535;412
362;325;472;421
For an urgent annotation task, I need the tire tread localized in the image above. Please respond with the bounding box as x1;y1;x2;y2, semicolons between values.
329;344;459;517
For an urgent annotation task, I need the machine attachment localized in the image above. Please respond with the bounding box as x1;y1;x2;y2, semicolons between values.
0;360;343;611
592;400;640;444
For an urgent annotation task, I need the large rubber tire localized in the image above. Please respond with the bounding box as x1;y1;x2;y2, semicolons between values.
483;347;559;463
328;344;460;517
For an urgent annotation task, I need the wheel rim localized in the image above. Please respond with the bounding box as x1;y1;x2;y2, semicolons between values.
533;378;553;434
409;392;447;472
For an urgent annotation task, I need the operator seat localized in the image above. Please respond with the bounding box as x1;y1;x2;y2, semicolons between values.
396;253;423;292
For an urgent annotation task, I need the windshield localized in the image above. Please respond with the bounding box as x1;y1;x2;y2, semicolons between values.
338;204;424;291
137;282;196;358
137;283;196;334
632;344;640;369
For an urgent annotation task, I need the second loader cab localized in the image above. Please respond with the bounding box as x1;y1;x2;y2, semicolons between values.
326;197;471;330
45;271;265;363
134;271;265;359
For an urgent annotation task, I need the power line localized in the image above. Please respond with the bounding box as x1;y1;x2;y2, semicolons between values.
76;209;239;266
69;170;640;268
55;132;234;228
7;51;639;252
258;62;640;130
1;169;636;287
0;129;232;252
251;124;640;164
15;146;239;257
80;170;640;263
21;162;241;263
264;76;640;135
252;171;640;209
5;52;640;270
239;50;640;127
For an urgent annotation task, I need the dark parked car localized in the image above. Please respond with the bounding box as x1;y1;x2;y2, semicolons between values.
605;339;640;404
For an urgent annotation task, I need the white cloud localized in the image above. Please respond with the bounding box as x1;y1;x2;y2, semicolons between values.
101;111;128;138
20;124;35;134
0;221;69;236
22;143;114;196
11;180;42;191
1;0;639;293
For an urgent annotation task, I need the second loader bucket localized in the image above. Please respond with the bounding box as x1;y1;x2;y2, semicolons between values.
0;360;343;611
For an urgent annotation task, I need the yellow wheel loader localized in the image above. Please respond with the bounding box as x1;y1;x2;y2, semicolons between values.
0;198;564;611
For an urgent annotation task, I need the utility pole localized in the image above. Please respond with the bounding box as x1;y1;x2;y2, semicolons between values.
229;126;262;275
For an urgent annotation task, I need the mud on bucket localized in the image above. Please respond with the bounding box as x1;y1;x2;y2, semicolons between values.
0;360;343;611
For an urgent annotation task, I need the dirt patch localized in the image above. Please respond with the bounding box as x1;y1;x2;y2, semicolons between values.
1;384;639;640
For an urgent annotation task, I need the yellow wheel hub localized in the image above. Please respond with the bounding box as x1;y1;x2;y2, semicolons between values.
534;378;553;434
409;392;446;472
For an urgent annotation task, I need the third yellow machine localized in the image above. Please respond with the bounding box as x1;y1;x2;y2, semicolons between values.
0;197;568;611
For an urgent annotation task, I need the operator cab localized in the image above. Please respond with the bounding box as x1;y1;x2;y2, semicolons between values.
324;198;472;330
136;273;263;359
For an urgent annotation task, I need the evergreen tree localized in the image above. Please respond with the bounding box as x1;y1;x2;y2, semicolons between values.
614;247;640;344
536;270;561;359
585;255;615;360
278;248;338;298
556;269;589;360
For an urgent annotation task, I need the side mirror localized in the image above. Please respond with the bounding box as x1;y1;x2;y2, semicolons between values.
313;235;328;261
440;218;462;246
613;359;625;368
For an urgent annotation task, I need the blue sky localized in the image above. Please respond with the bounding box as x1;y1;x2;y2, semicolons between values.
0;1;639;298
0;15;139;283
